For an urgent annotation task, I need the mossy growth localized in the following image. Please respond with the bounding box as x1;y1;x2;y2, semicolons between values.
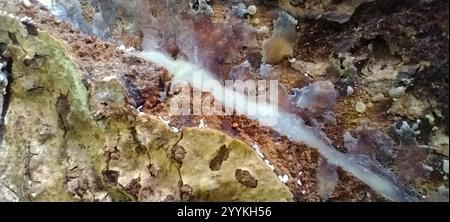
328;53;357;85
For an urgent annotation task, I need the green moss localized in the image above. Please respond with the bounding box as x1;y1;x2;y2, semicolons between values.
108;187;135;201
328;53;357;85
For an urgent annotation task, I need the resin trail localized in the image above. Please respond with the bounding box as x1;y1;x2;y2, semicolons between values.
134;50;415;202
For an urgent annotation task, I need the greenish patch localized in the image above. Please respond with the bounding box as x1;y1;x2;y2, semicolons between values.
328;53;357;85
108;187;135;201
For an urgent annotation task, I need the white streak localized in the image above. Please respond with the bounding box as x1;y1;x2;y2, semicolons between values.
264;159;275;171
157;116;171;126
251;143;264;159
37;0;53;9
22;0;32;8
118;45;126;51
133;50;415;202
102;75;117;82
199;119;207;128
278;175;289;184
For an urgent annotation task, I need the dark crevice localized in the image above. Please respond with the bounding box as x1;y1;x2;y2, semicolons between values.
55;90;72;136
209;144;229;171
122;74;145;109
0;56;13;146
21;21;39;36
24;145;41;201
171;131;187;200
130;126;146;154
171;145;186;165
7;32;18;45
102;169;120;185
235;169;258;188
